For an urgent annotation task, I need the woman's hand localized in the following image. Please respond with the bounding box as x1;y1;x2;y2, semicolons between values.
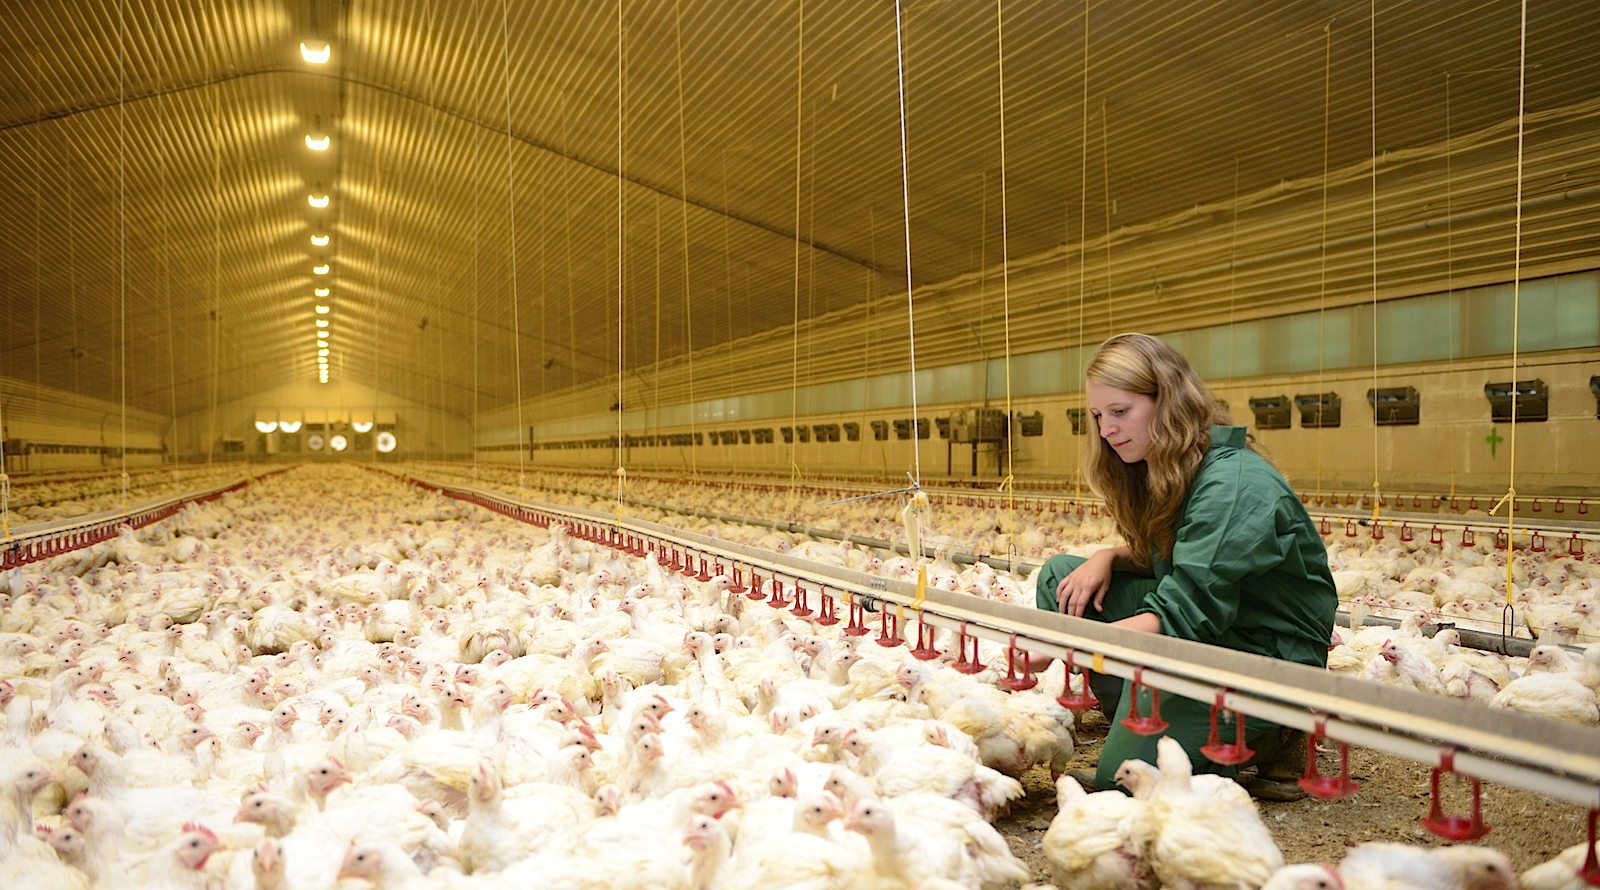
1056;548;1117;617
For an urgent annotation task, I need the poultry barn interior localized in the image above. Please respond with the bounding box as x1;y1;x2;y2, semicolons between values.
2;1;1599;888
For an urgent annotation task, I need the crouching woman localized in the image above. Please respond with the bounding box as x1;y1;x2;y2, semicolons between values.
1036;333;1336;796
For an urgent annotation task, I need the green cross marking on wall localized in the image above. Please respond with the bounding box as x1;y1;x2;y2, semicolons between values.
1485;426;1503;458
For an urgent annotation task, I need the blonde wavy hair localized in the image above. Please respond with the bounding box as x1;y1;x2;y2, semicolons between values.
1084;333;1244;570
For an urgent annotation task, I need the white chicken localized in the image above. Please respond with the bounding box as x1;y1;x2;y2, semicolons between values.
1337;842;1517;890
843;793;1029;889
1122;736;1283;890
1043;773;1152;890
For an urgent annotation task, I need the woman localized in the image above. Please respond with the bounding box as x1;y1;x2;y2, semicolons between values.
1035;333;1336;796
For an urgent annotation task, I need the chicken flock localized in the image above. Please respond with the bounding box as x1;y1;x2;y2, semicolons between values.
0;463;1594;890
442;463;1600;724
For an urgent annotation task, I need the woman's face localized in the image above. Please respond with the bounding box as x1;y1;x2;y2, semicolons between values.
1087;380;1156;463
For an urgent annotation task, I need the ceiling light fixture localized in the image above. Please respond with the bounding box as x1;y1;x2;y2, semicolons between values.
311;234;330;246
308;194;329;208
315;305;329;314
301;42;331;64
315;287;330;297
305;135;330;151
313;264;329;275
316;319;329;328
279;420;302;433
254;421;278;433
319;348;329;357
351;421;374;433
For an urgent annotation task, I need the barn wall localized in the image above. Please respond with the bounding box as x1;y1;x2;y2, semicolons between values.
0;375;167;473
170;378;474;462
486;347;1600;497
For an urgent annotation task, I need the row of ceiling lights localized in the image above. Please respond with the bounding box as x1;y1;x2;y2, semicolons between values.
303;40;333;384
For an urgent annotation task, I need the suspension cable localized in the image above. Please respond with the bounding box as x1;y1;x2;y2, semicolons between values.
892;0;922;487
500;0;525;501
995;0;1016;559
1494;0;1530;644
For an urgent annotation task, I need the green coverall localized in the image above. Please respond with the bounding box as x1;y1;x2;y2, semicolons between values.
1035;426;1337;790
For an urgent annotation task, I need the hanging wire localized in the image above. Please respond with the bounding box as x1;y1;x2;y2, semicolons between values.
892;0;922;487
1072;0;1091;502
1100;103;1113;333
789;0;807;507
1367;0;1382;525
1227;158;1239;384
368;65;388;468
1315;22;1331;501
1493;0;1530;650
653;195;662;466
428;0;446;463
471;0;482;486
159;4;178;482
995;0;1017;561
1444;71;1458;503
207;0;220;470
673;0;697;485
615;0;627;512
500;0;525;501
118;0;128;511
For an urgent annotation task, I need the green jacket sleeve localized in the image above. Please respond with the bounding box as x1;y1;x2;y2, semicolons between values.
1140;449;1295;645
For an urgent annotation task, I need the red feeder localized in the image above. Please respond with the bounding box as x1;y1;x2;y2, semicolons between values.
1345;519;1359;538
999;634;1038;692
1319;517;1331;535
1532;499;1542;513
1055;651;1099;712
952;622;986;674
1419;750;1491;841
1556;499;1566;514
909;613;940;660
1199;689;1254;765
875;606;904;648
728;564;746;595
1578;810;1600;887
1430;525;1444;545
1461;526;1475;546
1400;523;1414;542
814;587;840;626
790;583;813;618
1298;720;1359;800
1494;530;1509;551
1121;668;1169;735
1371;523;1385;541
768;579;789;609
1571;535;1586;558
843;599;871;637
695;556;714;583
1530;532;1546;553
746;573;767;601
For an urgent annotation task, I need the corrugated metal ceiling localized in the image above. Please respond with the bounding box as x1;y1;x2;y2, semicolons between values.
0;0;1595;421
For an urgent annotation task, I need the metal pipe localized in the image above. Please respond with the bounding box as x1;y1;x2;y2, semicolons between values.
406;471;1600;811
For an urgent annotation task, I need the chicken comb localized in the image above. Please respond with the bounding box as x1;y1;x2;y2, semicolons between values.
183;822;218;841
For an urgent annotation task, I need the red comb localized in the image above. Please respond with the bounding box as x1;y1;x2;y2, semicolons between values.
183;822;218;841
